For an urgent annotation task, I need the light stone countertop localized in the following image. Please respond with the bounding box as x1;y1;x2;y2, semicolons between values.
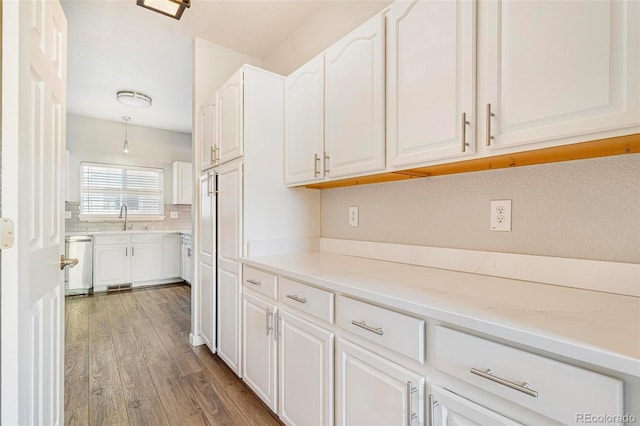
66;230;191;236
242;251;640;378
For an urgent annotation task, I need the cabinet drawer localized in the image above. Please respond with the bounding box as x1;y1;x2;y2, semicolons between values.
278;277;334;324
243;265;277;300
336;296;425;363
434;327;624;425
94;235;130;245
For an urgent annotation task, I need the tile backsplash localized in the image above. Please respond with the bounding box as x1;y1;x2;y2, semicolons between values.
65;202;192;233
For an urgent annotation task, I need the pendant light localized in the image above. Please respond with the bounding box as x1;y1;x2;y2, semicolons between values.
122;116;131;154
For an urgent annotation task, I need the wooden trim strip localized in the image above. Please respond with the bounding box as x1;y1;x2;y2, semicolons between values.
304;133;640;189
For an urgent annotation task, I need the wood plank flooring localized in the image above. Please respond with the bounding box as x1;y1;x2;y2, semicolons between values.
64;284;281;426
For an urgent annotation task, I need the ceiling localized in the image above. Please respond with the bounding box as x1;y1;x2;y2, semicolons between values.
62;0;326;133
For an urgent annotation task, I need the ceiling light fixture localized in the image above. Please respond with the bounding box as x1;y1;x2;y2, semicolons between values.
122;116;131;154
116;90;152;108
136;0;191;20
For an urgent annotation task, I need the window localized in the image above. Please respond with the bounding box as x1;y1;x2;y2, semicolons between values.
80;162;164;220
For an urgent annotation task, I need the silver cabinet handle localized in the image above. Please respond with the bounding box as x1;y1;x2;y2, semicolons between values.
486;103;495;146
461;112;470;152
313;153;320;177
246;278;261;286
351;320;383;336
428;394;439;426
470;368;538;397
323;152;330;176
266;308;273;336
207;173;214;196
275;315;281;341
286;294;307;304
210;145;215;163
214;146;220;163
406;382;418;426
131;247;135;256
125;247;128;256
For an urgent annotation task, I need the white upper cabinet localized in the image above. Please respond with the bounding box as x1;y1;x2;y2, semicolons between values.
483;0;640;150
218;68;244;165
285;56;325;185
387;0;476;167
172;161;193;205
200;102;217;170
324;14;386;179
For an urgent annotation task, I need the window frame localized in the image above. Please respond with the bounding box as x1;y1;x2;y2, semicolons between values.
79;161;166;221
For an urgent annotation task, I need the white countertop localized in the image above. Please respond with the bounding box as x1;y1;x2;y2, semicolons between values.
243;251;640;378
66;230;191;236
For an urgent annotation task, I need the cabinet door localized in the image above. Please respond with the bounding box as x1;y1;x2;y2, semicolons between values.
242;292;278;411
485;0;640;150
285;56;325;185
325;14;385;179
429;386;522;426
94;244;130;287
199;172;215;264
200;103;217;170
336;339;425;426
162;234;181;278
217;160;243;376
279;310;334;426
199;260;215;350
387;0;476;167
172;161;193;205
131;242;162;283
218;69;244;164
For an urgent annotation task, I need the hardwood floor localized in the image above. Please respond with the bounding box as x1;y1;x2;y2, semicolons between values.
64;284;281;426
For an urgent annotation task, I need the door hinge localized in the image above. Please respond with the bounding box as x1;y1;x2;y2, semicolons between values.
0;218;15;249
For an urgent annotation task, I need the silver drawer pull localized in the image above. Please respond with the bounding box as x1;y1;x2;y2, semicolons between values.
428;394;439;426
406;381;418;426
246;279;262;286
351;320;383;336
286;294;307;304
470;368;538;397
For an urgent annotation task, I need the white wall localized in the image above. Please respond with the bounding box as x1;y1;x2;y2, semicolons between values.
262;0;392;75
321;155;640;263
66;114;192;203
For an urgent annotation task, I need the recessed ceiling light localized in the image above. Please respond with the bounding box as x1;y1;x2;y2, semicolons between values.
116;90;152;108
136;0;191;20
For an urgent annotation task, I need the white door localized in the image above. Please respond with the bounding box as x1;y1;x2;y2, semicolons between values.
324;14;385;179
216;160;243;375
242;292;278;411
198;172;216;350
200;102;217;170
93;244;130;287
218;69;244;164
429;386;522;426
387;0;476;167
284;56;325;185
130;242;162;283
279;310;334;426
162;234;181;278
1;1;67;424
336;339;425;426
484;0;640;150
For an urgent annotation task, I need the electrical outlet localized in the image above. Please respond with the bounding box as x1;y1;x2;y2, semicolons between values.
170;211;179;219
65;211;72;219
348;206;359;227
490;200;512;231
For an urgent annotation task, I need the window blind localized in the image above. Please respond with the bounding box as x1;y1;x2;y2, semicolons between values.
80;162;164;218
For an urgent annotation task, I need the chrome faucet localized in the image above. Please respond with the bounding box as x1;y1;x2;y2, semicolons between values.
118;203;128;231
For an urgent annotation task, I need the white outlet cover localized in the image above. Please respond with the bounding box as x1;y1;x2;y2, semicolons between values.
490;200;512;231
65;211;72;219
170;211;179;219
349;206;359;227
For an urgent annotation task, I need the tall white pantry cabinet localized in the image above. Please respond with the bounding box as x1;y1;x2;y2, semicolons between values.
196;65;320;375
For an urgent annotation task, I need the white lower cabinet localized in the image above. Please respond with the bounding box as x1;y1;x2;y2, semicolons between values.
336;338;425;426
278;310;334;426
93;233;181;290
217;267;241;376
429;386;522;426
242;291;278;411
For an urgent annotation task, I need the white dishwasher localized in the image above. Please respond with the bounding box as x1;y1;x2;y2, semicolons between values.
65;235;93;295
